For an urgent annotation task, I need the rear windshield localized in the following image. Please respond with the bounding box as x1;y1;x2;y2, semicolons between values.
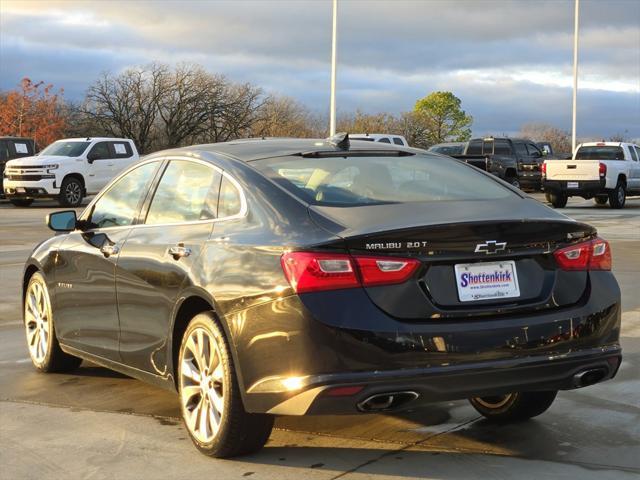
252;154;515;206
40;141;90;157
575;146;624;160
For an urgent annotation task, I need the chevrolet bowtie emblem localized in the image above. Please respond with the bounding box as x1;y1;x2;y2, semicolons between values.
475;240;507;254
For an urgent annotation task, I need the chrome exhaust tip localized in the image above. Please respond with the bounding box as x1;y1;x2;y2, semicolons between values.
357;391;419;412
573;367;607;388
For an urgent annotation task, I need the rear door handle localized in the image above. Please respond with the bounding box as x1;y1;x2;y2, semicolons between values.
168;245;191;260
100;244;120;257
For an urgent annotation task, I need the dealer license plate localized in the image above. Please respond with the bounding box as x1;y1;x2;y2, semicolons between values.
567;182;579;189
454;261;520;302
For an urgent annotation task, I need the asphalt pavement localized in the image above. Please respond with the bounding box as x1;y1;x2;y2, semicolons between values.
0;194;638;479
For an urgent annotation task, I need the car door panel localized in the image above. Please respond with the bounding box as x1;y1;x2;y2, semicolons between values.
114;159;223;374
115;223;214;374
54;228;131;360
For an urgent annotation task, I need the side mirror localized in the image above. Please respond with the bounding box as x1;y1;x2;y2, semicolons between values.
86;153;97;163
47;210;77;232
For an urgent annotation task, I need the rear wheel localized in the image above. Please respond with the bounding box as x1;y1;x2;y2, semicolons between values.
608;182;626;209
548;192;568;208
469;391;557;422
178;312;273;457
10;199;34;207
24;272;82;372
58;177;84;207
506;176;520;189
594;195;608;205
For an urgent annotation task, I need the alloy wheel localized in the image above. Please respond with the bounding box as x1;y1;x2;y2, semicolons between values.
24;279;51;365
180;327;225;443
65;182;82;204
473;394;514;409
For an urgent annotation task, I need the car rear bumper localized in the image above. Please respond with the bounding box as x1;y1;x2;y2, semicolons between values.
232;271;622;415
517;170;541;188
543;179;606;197
266;346;621;415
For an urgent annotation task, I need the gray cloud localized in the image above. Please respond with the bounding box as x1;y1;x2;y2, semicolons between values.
1;0;638;138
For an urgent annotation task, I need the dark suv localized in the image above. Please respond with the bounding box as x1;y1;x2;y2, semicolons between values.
453;137;544;190
0;137;35;197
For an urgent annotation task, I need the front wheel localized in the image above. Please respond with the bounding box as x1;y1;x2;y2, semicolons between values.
58;177;84;207
24;272;82;372
608;182;626;209
469;391;558;422
10;199;34;207
178;312;273;458
548;192;568;208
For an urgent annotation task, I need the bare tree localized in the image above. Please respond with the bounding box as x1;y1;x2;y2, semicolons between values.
252;95;322;138
84;64;166;153
519;122;571;156
337;110;401;135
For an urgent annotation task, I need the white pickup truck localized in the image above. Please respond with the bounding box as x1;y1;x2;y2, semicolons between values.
542;141;640;209
3;137;139;207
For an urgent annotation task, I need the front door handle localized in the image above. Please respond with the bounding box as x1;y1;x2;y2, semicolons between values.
168;244;191;260
100;244;120;257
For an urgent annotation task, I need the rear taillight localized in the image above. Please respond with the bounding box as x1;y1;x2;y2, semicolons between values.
541;162;547;178
553;238;611;271
599;163;607;177
354;256;420;286
280;252;359;293
280;252;420;293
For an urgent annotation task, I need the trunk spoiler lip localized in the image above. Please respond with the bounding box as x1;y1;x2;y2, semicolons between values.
307;207;596;244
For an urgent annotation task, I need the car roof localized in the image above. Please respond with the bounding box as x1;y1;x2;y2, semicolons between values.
0;136;34;141
144;137;423;163
57;137;132;142
579;142;637;147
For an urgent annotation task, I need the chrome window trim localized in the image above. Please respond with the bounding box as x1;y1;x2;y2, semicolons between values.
78;155;247;232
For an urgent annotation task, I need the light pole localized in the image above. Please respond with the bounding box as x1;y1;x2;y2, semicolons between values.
329;0;338;136
572;0;580;156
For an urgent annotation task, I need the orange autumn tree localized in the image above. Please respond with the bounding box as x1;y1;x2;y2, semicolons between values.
0;78;67;148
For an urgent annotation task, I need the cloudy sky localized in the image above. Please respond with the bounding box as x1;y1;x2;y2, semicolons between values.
1;0;639;138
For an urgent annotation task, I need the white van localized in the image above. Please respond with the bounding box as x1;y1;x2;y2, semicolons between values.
350;133;409;147
3;137;139;207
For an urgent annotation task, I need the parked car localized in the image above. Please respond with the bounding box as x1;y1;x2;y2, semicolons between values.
453;137;545;190
428;142;467;156
27;135;621;458
0;137;35;198
543;142;640;208
351;133;409;146
3;137;139;207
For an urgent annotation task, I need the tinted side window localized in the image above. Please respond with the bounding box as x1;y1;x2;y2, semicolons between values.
466;140;482;155
111;141;133;159
634;146;640;161
526;143;542;156
218;176;242;218
89;162;158;228
629;146;638;161
0;141;8;162
146;160;222;225
514;142;528;156
494;140;511;155
393;137;404;146
377;138;391;144
88;142;111;160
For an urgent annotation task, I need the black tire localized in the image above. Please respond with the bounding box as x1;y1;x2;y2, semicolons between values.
506;176;520;189
548;192;568;208
608;182;626;209
58;176;84;207
469;391;558;423
594;195;608;205
24;272;82;373
178;312;273;458
10;199;34;207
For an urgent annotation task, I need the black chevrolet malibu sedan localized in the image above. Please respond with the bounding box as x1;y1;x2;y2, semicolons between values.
23;135;621;457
